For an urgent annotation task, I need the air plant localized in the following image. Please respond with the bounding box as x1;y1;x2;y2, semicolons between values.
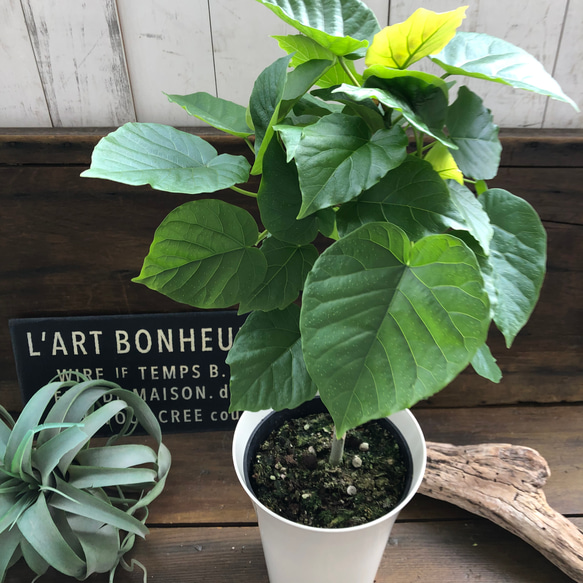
0;376;171;582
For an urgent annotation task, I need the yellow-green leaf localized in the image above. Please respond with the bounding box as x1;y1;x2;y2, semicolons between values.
365;6;467;70
425;143;464;184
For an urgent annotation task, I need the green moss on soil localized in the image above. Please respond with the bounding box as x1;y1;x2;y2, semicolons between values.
251;412;409;529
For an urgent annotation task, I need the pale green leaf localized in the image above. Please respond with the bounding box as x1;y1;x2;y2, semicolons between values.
165;92;252;137
257;0;380;57
67;466;158;489
365;6;467;69
75;444;158;469
81;123;251;194
432;32;579;110
425;142;463;184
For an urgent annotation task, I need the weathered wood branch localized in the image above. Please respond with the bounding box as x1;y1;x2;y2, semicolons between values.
421;442;583;582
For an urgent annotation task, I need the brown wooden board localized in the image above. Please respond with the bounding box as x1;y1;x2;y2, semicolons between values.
5;520;582;582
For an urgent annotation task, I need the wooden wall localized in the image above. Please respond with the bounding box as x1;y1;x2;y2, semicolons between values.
1;0;581;129
1;128;582;414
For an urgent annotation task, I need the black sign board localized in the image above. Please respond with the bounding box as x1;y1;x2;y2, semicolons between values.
9;312;246;432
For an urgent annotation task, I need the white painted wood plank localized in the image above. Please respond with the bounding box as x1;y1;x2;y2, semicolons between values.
0;0;51;127
543;0;583;128
116;0;216;127
20;0;135;127
210;0;389;106
388;0;568;128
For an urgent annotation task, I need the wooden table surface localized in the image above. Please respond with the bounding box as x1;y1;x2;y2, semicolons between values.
2;129;582;582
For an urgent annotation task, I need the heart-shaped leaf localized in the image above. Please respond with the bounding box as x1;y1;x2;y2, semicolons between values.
294;114;408;218
479;188;547;347
227;304;318;412
446;86;501;180
250;56;333;175
432;32;579;110
365;6;467;69
256;0;380;57
238;238;318;313
81;123;251;194
258;137;333;244
338;72;456;148
300;222;490;435
336;156;468;241
133;199;267;309
273;34;361;88
165;92;252;137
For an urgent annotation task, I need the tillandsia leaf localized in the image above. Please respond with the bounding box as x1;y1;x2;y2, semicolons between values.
424;142;463;185
336;156;470;241
471;343;502;383
293;114;408;218
479;188;547;348
133;199;267;309
80;123;251;194
446;86;502;180
228;304;318;413
300;222;490;436
337;74;456;149
20;539;49;578
67;466;158;489
447;181;493;255
165;92;253;137
365;6;467;69
431;32;579;111
50;477;149;537
75;444;158;468
18;494;87;578
238;238;318;314
257;136;334;245
273;34;362;88
0;527;23;581
256;0;380;57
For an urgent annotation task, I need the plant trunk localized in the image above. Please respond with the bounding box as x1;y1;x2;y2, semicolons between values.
329;427;345;466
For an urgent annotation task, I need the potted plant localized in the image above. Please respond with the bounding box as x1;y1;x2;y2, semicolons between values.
0;376;171;582
81;1;577;581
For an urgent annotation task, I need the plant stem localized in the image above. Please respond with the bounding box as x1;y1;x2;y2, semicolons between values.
257;230;269;244
230;185;257;198
329;427;346;466
244;138;255;154
339;57;360;87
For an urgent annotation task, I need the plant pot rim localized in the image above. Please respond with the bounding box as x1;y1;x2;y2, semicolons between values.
232;405;426;534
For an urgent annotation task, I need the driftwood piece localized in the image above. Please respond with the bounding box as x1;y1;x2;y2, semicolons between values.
421;442;583;582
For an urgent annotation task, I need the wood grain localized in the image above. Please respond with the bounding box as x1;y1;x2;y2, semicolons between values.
0;2;51;127
20;0;135;126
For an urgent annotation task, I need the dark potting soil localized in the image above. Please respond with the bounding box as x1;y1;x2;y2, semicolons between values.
250;412;409;529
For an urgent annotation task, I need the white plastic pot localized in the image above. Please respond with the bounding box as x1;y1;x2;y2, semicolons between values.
232;401;426;583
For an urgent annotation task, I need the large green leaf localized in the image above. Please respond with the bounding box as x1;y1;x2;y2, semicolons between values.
258;136;334;244
432;32;579;110
479;189;547;347
300;222;490;435
239;238;318;313
447;181;493;255
227;304;318;412
80;123;251;194
294;114;408;218
446;86;501;180
337;72;456;148
336;156;470;241
165;92;252;137
365;6;467;69
273;34;361;88
256;0;380;57
250;56;333;175
133;199;267;309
